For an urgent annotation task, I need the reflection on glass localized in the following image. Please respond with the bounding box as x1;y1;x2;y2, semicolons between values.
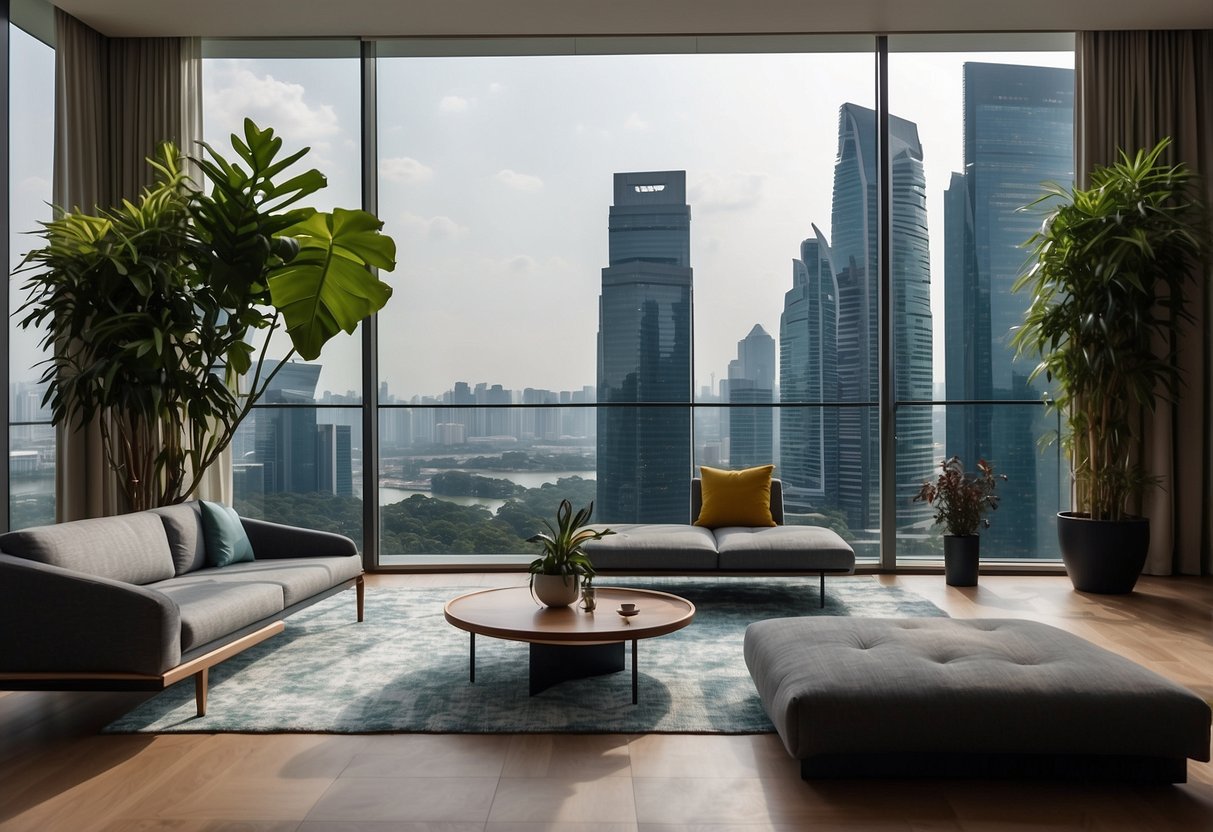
896;403;1068;560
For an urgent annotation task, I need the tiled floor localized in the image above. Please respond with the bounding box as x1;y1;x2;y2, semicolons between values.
3;574;1213;831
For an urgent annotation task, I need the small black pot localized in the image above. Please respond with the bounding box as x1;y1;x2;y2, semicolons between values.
943;535;980;587
1056;511;1149;594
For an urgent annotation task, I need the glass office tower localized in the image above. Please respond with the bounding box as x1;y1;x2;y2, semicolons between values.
728;324;776;470
597;171;693;523
829;103;934;533
779;230;839;513
238;360;355;501
944;62;1074;557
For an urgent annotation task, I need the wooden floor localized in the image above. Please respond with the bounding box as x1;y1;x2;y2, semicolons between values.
4;573;1213;831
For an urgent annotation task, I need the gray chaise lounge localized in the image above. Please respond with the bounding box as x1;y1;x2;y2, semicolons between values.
745;617;1212;782
0;502;363;715
585;478;856;606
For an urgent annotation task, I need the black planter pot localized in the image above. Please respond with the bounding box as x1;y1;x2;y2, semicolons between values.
943;535;980;587
1056;511;1149;594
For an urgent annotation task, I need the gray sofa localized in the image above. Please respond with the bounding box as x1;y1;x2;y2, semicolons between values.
585;479;856;606
0;502;363;715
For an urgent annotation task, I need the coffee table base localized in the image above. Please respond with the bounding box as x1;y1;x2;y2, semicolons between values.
530;642;628;697
467;634;641;703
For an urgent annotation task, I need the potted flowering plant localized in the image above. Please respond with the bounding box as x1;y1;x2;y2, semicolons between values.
913;457;1006;586
527;499;614;607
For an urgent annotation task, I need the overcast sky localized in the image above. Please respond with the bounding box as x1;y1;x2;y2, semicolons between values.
10;37;1073;404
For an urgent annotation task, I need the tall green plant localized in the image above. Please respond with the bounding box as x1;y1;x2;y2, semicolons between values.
17;120;396;511
17;148;200;509
1011;138;1210;521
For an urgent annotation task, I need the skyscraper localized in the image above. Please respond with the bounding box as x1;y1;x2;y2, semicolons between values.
779;229;839;512
255;361;324;495
828;103;934;533
728;324;775;470
242;360;355;499
944;62;1074;557
597;171;693;523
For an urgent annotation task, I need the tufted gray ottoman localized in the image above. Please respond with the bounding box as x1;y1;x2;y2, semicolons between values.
744;617;1211;782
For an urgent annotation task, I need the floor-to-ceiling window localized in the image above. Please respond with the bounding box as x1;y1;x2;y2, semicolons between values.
373;38;879;564
177;33;1074;567
7;22;55;530
202;42;367;549
889;35;1074;561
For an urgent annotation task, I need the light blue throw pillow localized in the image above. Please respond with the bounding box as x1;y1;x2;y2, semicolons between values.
200;500;255;568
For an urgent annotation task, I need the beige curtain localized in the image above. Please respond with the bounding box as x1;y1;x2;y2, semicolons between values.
174;36;232;505
1076;30;1213;575
52;10;213;519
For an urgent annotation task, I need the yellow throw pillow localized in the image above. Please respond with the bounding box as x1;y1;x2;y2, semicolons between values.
694;464;776;528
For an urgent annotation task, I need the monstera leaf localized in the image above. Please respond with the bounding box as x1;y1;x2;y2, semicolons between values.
269;208;396;360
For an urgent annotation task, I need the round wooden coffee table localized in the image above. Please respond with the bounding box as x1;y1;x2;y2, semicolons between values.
444;586;695;703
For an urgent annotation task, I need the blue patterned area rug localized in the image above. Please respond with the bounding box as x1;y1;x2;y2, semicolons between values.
104;576;946;735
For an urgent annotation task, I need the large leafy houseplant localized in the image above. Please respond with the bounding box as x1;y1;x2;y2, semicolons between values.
527;499;614;606
1011;138;1209;521
17;120;396;511
1011;138;1209;593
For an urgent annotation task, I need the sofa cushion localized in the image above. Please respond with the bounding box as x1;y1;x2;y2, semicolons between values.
201;501;255;567
693;478;786;525
694;465;777;529
0;513;175;585
156;555;363;609
150;502;208;575
714;525;855;571
583;524;719;571
153;580;285;652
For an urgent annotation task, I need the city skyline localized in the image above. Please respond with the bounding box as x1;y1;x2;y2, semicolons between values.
10;48;1075;401
10;46;1076;548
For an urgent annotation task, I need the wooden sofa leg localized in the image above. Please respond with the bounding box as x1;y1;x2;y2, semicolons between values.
820;572;825;608
356;575;365;622
195;668;208;717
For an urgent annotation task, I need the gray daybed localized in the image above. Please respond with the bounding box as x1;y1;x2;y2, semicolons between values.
0;502;363;715
745;617;1212;782
584;478;856;605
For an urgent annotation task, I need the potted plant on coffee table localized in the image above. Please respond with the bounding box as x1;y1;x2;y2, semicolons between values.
528;499;614;607
913;457;1006;587
1011;138;1210;594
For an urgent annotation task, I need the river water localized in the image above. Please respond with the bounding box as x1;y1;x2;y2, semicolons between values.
13;471;596;517
378;470;596;513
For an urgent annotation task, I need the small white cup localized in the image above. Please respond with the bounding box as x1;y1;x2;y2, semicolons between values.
620;603;637;613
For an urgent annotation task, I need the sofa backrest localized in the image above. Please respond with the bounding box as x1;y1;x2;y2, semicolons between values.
690;477;785;525
0;512;176;585
149;502;208;575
